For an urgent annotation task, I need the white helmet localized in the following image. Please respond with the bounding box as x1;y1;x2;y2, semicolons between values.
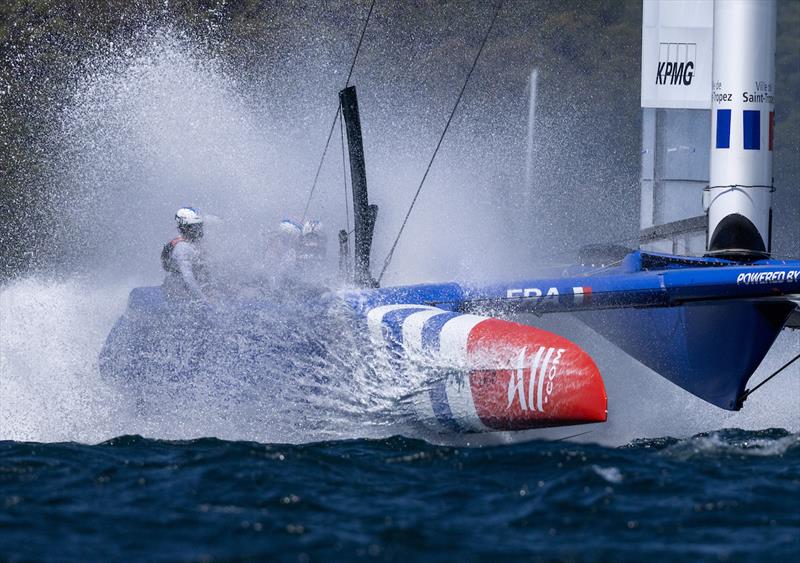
175;207;203;227
278;218;303;239
302;219;322;236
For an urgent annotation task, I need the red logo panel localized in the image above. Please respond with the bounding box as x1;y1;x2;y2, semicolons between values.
466;319;606;430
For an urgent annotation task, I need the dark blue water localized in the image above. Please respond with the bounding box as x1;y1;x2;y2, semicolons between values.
1;429;798;561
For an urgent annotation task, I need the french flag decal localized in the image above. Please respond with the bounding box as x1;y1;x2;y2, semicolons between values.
716;109;731;149
743;110;761;150
572;286;592;305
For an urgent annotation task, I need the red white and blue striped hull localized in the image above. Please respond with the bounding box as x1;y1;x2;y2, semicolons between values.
366;305;607;432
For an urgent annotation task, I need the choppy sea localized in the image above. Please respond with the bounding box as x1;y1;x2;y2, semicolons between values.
1;429;798;561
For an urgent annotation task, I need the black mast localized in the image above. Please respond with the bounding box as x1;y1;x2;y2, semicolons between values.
339;85;378;287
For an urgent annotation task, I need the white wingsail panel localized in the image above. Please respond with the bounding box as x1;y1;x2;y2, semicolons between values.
641;0;714;110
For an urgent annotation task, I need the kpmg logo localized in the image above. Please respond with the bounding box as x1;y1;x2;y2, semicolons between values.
656;42;696;86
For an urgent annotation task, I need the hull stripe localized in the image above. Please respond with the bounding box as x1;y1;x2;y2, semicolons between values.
441;315;491;432
420;312;461;352
400;309;450;427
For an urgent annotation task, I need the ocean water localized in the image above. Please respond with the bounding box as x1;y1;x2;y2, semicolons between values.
1;429;798;561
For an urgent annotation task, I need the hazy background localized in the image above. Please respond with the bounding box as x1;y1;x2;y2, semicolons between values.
1;0;796;283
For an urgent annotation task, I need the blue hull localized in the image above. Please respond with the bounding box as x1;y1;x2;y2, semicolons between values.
99;286;352;394
577;300;794;409
100;251;799;414
338;251;799;410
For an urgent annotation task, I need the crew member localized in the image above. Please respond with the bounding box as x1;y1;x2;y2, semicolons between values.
161;207;210;303
298;219;327;268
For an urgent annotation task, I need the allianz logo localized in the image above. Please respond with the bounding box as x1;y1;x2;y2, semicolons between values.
507;346;566;413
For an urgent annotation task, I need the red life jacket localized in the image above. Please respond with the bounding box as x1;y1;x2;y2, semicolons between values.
161;236;185;273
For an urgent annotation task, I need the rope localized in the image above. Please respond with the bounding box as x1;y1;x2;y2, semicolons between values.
344;0;376;88
737;352;800;407
301;0;377;220
302;110;340;221
555;430;594;442
376;0;504;284
704;184;776;192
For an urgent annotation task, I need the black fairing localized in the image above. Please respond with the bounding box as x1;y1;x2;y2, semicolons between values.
707;213;767;258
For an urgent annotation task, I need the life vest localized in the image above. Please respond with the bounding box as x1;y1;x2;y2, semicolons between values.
161;236;185;273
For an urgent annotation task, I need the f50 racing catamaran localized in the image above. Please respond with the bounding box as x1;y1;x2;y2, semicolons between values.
101;0;798;435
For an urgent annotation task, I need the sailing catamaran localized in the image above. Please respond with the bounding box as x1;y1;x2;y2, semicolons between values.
100;0;798;434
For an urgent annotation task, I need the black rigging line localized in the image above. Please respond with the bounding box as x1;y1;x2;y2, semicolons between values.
555;430;594;442
301;110;340;221
737;352;800;407
301;0;377;221
377;0;504;284
344;0;376;88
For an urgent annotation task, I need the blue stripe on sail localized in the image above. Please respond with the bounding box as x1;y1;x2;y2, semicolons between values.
743;110;760;150
716;109;731;149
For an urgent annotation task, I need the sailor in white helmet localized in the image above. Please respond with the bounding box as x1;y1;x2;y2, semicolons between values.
258;218;300;290
264;219;301;267
298;219;327;268
278;219;303;252
161;207;210;303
